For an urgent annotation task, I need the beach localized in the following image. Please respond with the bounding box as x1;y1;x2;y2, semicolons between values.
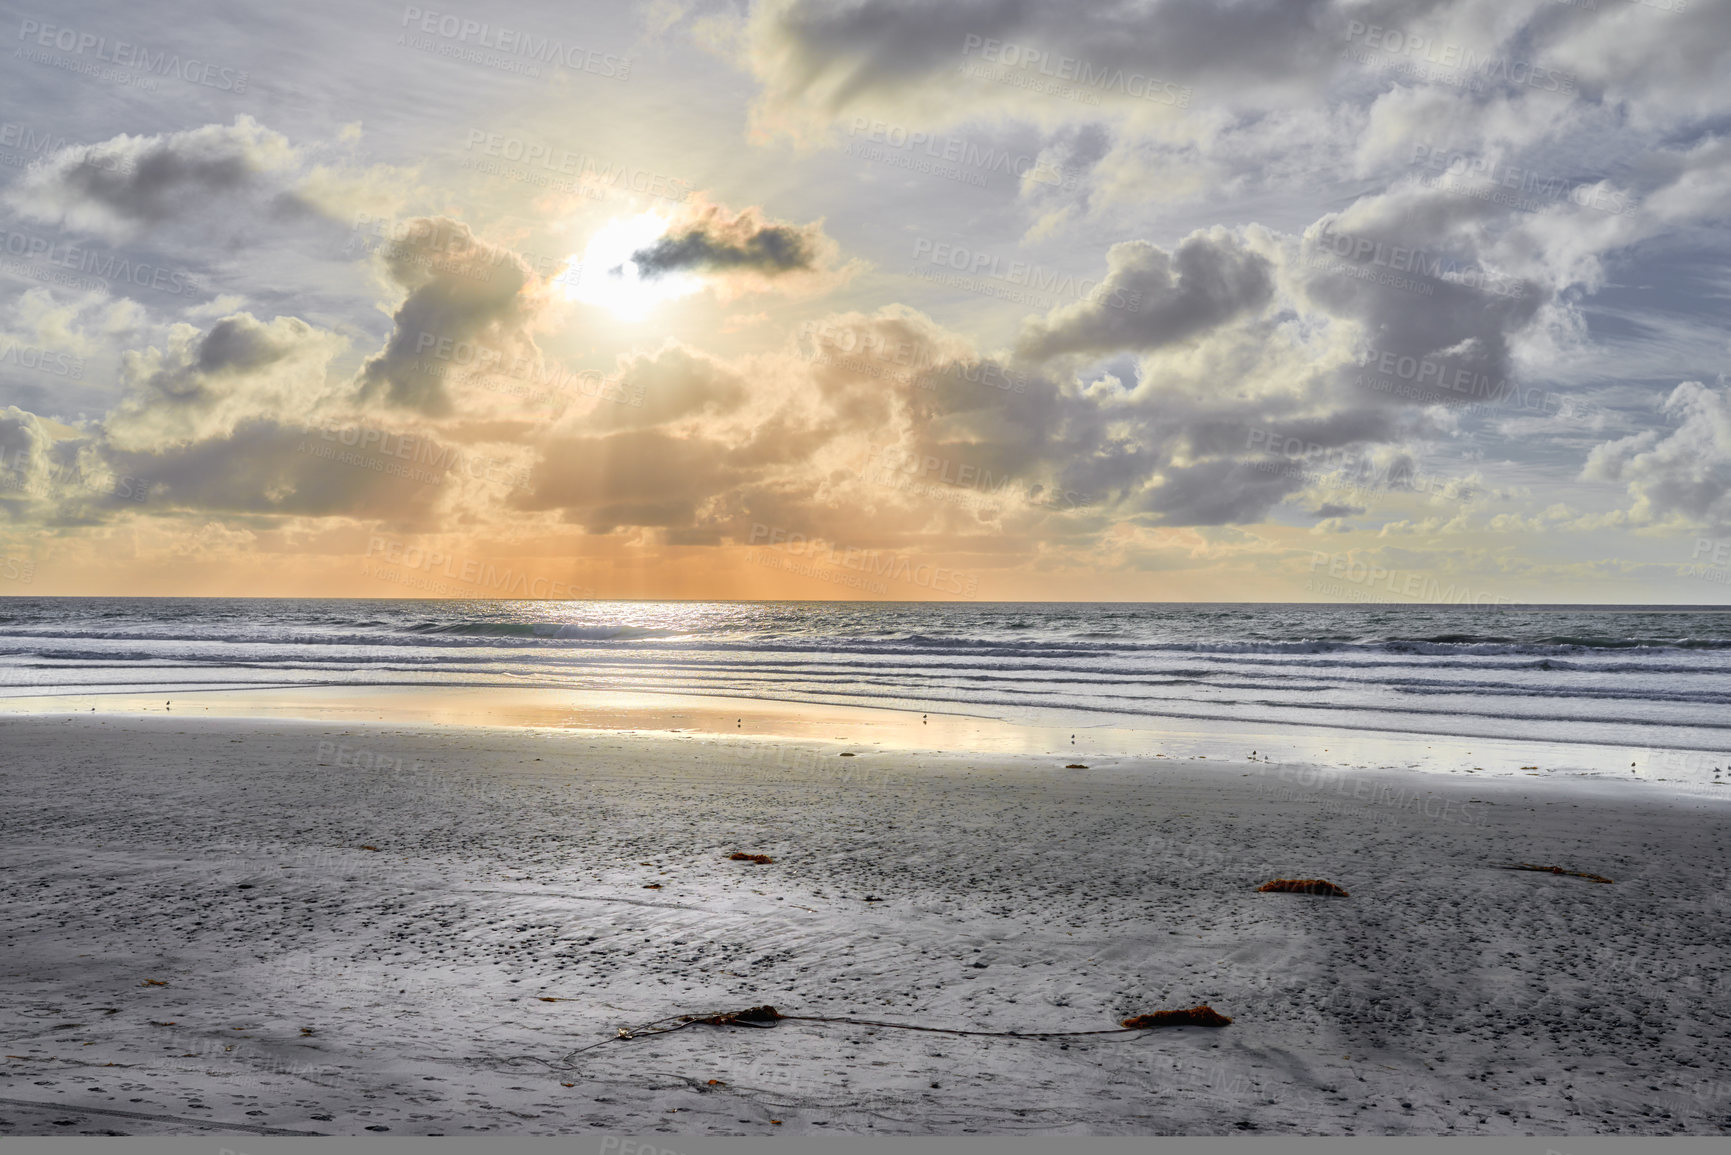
3;707;1729;1137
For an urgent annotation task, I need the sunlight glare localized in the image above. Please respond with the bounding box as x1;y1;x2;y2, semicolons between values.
557;212;702;321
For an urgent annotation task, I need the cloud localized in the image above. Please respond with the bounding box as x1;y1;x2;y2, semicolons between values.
100;418;448;523
1124;456;1312;526
738;0;1343;139
590;345;748;430
6;116;304;242
618;201;853;303
356;217;548;417
1543;0;1731;123
1581;381;1731;531
1017;228;1275;360
0;405;59;503
3;4;1723;597
1288;193;1547;415
775;263;1444;535
1644;135;1731;226
633;202;823;278
515;426;747;533
107;313;347;452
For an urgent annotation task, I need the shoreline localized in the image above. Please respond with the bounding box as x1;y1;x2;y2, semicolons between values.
0;682;1724;792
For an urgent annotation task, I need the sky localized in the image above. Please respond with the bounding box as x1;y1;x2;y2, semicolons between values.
0;0;1728;603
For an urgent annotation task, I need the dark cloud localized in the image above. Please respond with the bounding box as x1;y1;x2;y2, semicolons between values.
1124;457;1311;526
6;116;304;241
102;418;447;523
161;315;313;396
1018;230;1275;360
61;142;252;224
744;0;1342;127
356;218;543;417
630;204;823;278
1298;201;1545;414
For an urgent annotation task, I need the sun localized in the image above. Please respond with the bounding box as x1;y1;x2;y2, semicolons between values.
556;212;703;321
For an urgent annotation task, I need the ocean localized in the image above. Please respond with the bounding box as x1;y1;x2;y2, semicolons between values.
1;598;1728;757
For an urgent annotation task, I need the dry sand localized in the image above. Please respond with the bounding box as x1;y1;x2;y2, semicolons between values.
2;712;1729;1136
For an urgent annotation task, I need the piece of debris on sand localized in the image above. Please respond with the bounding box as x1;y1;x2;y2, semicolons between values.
1121;1005;1233;1029
1257;878;1349;896
683;1005;783;1026
729;852;774;864
1499;863;1613;884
